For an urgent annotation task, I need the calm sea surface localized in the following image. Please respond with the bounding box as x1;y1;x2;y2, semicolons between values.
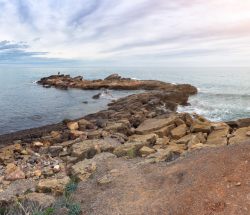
0;66;250;135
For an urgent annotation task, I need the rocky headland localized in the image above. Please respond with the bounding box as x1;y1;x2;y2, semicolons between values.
0;74;249;214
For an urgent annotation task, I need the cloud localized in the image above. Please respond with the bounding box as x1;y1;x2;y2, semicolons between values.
1;0;250;66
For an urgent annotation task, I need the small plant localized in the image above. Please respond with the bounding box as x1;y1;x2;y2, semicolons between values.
64;179;78;198
1;199;53;215
1;177;81;215
67;203;81;215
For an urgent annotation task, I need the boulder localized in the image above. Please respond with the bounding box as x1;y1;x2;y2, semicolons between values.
4;168;25;181
70;153;116;181
175;132;206;146
229;127;250;145
33;141;44;147
174;118;185;126
71;140;97;160
170;124;187;139
191;120;212;133
36;176;70;196
155;137;170;146
113;143;140;158
184;113;194;126
78;119;94;130
104;74;122;81
135;116;176;135
87;130;103;139
4;163;25;181
71;139;119;160
154;124;175;138
176;134;192;145
189;143;211;151
139;146;156;156
0;179;37;204
128;133;157;145
206;124;230;146
236;118;250;128
67;121;79;130
147;144;185;163
49;145;63;157
69;130;86;139
22;193;56;208
70;159;97;181
105;122;130;135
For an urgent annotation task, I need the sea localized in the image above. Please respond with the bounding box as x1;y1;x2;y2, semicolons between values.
0;66;250;135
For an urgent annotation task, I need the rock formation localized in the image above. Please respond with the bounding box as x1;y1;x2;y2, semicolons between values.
0;74;249;214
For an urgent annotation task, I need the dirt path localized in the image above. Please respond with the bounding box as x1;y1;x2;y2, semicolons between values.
74;142;250;215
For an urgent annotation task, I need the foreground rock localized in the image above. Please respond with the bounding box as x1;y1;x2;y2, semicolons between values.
73;142;250;215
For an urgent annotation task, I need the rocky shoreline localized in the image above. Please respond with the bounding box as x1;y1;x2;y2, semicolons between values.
0;74;249;214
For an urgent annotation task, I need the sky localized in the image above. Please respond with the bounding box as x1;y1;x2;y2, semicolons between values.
1;0;250;66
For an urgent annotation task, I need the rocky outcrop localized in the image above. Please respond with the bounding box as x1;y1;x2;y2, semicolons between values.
38;74;198;94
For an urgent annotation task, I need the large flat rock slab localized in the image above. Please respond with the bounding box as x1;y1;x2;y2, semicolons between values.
229;127;250;144
135;116;176;135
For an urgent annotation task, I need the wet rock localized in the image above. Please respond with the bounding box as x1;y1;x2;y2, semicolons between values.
135;116;177;135
36;176;70;196
236;118;250;128
92;93;101;99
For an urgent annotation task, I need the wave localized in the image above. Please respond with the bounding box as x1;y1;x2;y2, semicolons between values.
197;91;250;98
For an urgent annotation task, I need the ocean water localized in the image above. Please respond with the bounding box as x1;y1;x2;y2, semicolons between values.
0;66;250;135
